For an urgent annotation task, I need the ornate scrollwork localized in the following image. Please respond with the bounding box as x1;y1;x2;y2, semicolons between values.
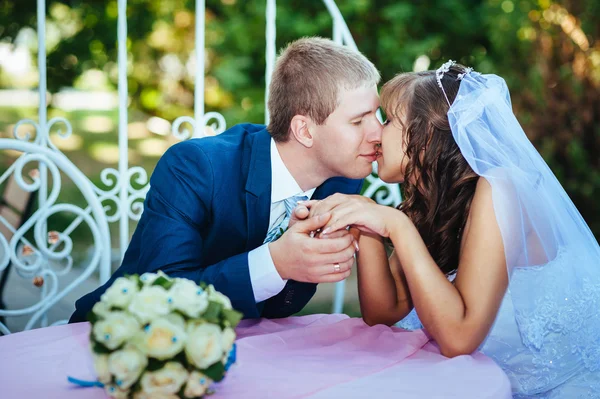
363;171;402;208
127;166;149;192
23;202;104;330
46;117;73;151
7;153;61;275
91;166;151;223
203;112;227;136
13;119;41;144
0;232;9;272
0;140;111;333
127;166;150;221
127;193;146;221
13;117;74;151
171;112;227;141
93;168;121;222
171;115;196;141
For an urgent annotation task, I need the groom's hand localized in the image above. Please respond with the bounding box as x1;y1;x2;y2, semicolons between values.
269;212;356;283
287;202;311;229
288;199;358;243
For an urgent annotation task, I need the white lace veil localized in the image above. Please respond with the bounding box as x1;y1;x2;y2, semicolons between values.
445;64;600;393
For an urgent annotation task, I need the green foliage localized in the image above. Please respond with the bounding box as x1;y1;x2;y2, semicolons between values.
146;357;167;372
202;301;223;324
221;308;242;329
92;339;112;354
152;275;175;290
201;360;225;382
87;310;99;324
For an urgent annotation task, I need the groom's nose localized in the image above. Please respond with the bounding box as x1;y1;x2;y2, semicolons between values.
365;116;383;143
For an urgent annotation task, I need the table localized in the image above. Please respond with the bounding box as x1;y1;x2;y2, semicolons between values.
0;314;511;398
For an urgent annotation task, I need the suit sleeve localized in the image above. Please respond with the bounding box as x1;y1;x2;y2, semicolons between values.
133;141;260;318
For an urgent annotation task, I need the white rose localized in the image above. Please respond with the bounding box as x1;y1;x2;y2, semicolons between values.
101;277;139;309
93;311;140;350
163;313;186;330
104;384;129;399
108;347;148;389
128;286;171;324
136;317;187;360
221;327;236;354
207;285;232;310
139;362;188;396
184;371;213;398
92;301;111;319
139;272;159;285
168;278;208;318
92;353;111;384
140;270;171;286
133;392;178;399
185;323;223;369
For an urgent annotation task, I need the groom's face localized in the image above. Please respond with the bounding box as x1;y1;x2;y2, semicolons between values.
311;85;382;179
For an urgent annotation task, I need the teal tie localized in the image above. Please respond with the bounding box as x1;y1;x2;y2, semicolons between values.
263;195;309;243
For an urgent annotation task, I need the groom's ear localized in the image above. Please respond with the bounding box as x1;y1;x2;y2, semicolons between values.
290;115;314;148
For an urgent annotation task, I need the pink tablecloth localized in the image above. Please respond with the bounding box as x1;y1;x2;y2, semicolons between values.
0;314;511;398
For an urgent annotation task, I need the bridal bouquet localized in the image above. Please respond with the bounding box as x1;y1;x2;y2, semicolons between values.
84;271;242;399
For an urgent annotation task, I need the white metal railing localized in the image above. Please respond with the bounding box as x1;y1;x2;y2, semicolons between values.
0;140;111;334
0;0;401;333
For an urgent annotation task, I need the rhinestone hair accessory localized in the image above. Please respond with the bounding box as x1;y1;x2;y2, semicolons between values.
436;60;474;106
457;67;473;80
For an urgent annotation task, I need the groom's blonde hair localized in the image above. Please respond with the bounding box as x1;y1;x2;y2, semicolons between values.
267;37;380;142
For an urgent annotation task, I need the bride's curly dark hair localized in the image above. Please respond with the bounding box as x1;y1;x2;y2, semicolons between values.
380;64;479;276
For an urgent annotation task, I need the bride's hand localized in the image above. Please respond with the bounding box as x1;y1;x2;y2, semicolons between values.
305;194;373;219
311;194;398;238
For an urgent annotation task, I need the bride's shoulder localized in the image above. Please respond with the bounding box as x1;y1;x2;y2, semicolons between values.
481;166;512;181
474;167;520;200
470;177;494;215
462;177;499;241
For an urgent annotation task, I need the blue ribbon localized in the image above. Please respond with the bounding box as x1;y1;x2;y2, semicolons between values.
224;343;237;371
67;376;104;388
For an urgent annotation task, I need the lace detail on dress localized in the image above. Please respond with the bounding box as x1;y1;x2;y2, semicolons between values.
484;248;600;396
396;307;423;331
396;248;600;397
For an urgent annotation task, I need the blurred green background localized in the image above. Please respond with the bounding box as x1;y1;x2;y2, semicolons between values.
0;0;599;316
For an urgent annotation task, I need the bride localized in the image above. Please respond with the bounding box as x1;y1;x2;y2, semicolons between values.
305;61;600;398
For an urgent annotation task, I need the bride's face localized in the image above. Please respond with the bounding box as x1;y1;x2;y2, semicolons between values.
376;108;410;183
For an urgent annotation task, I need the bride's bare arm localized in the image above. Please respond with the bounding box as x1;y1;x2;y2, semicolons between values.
303;194;413;326
356;233;412;326
389;178;508;357
313;188;507;352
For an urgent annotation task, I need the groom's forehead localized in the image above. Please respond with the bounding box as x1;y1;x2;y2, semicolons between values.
335;87;379;116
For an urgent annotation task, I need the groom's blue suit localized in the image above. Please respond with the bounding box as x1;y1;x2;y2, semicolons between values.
70;124;362;323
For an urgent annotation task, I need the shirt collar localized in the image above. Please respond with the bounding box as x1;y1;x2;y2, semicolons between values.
270;138;316;203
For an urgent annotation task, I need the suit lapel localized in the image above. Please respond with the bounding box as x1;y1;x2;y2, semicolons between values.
244;128;272;251
313;177;364;201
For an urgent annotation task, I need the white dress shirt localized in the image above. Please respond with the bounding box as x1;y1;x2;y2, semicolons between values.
247;139;316;303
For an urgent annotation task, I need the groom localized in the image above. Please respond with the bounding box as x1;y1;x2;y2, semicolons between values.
70;37;382;322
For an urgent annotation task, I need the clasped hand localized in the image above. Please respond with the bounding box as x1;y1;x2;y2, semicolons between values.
301;193;395;238
269;193;398;284
268;209;356;284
